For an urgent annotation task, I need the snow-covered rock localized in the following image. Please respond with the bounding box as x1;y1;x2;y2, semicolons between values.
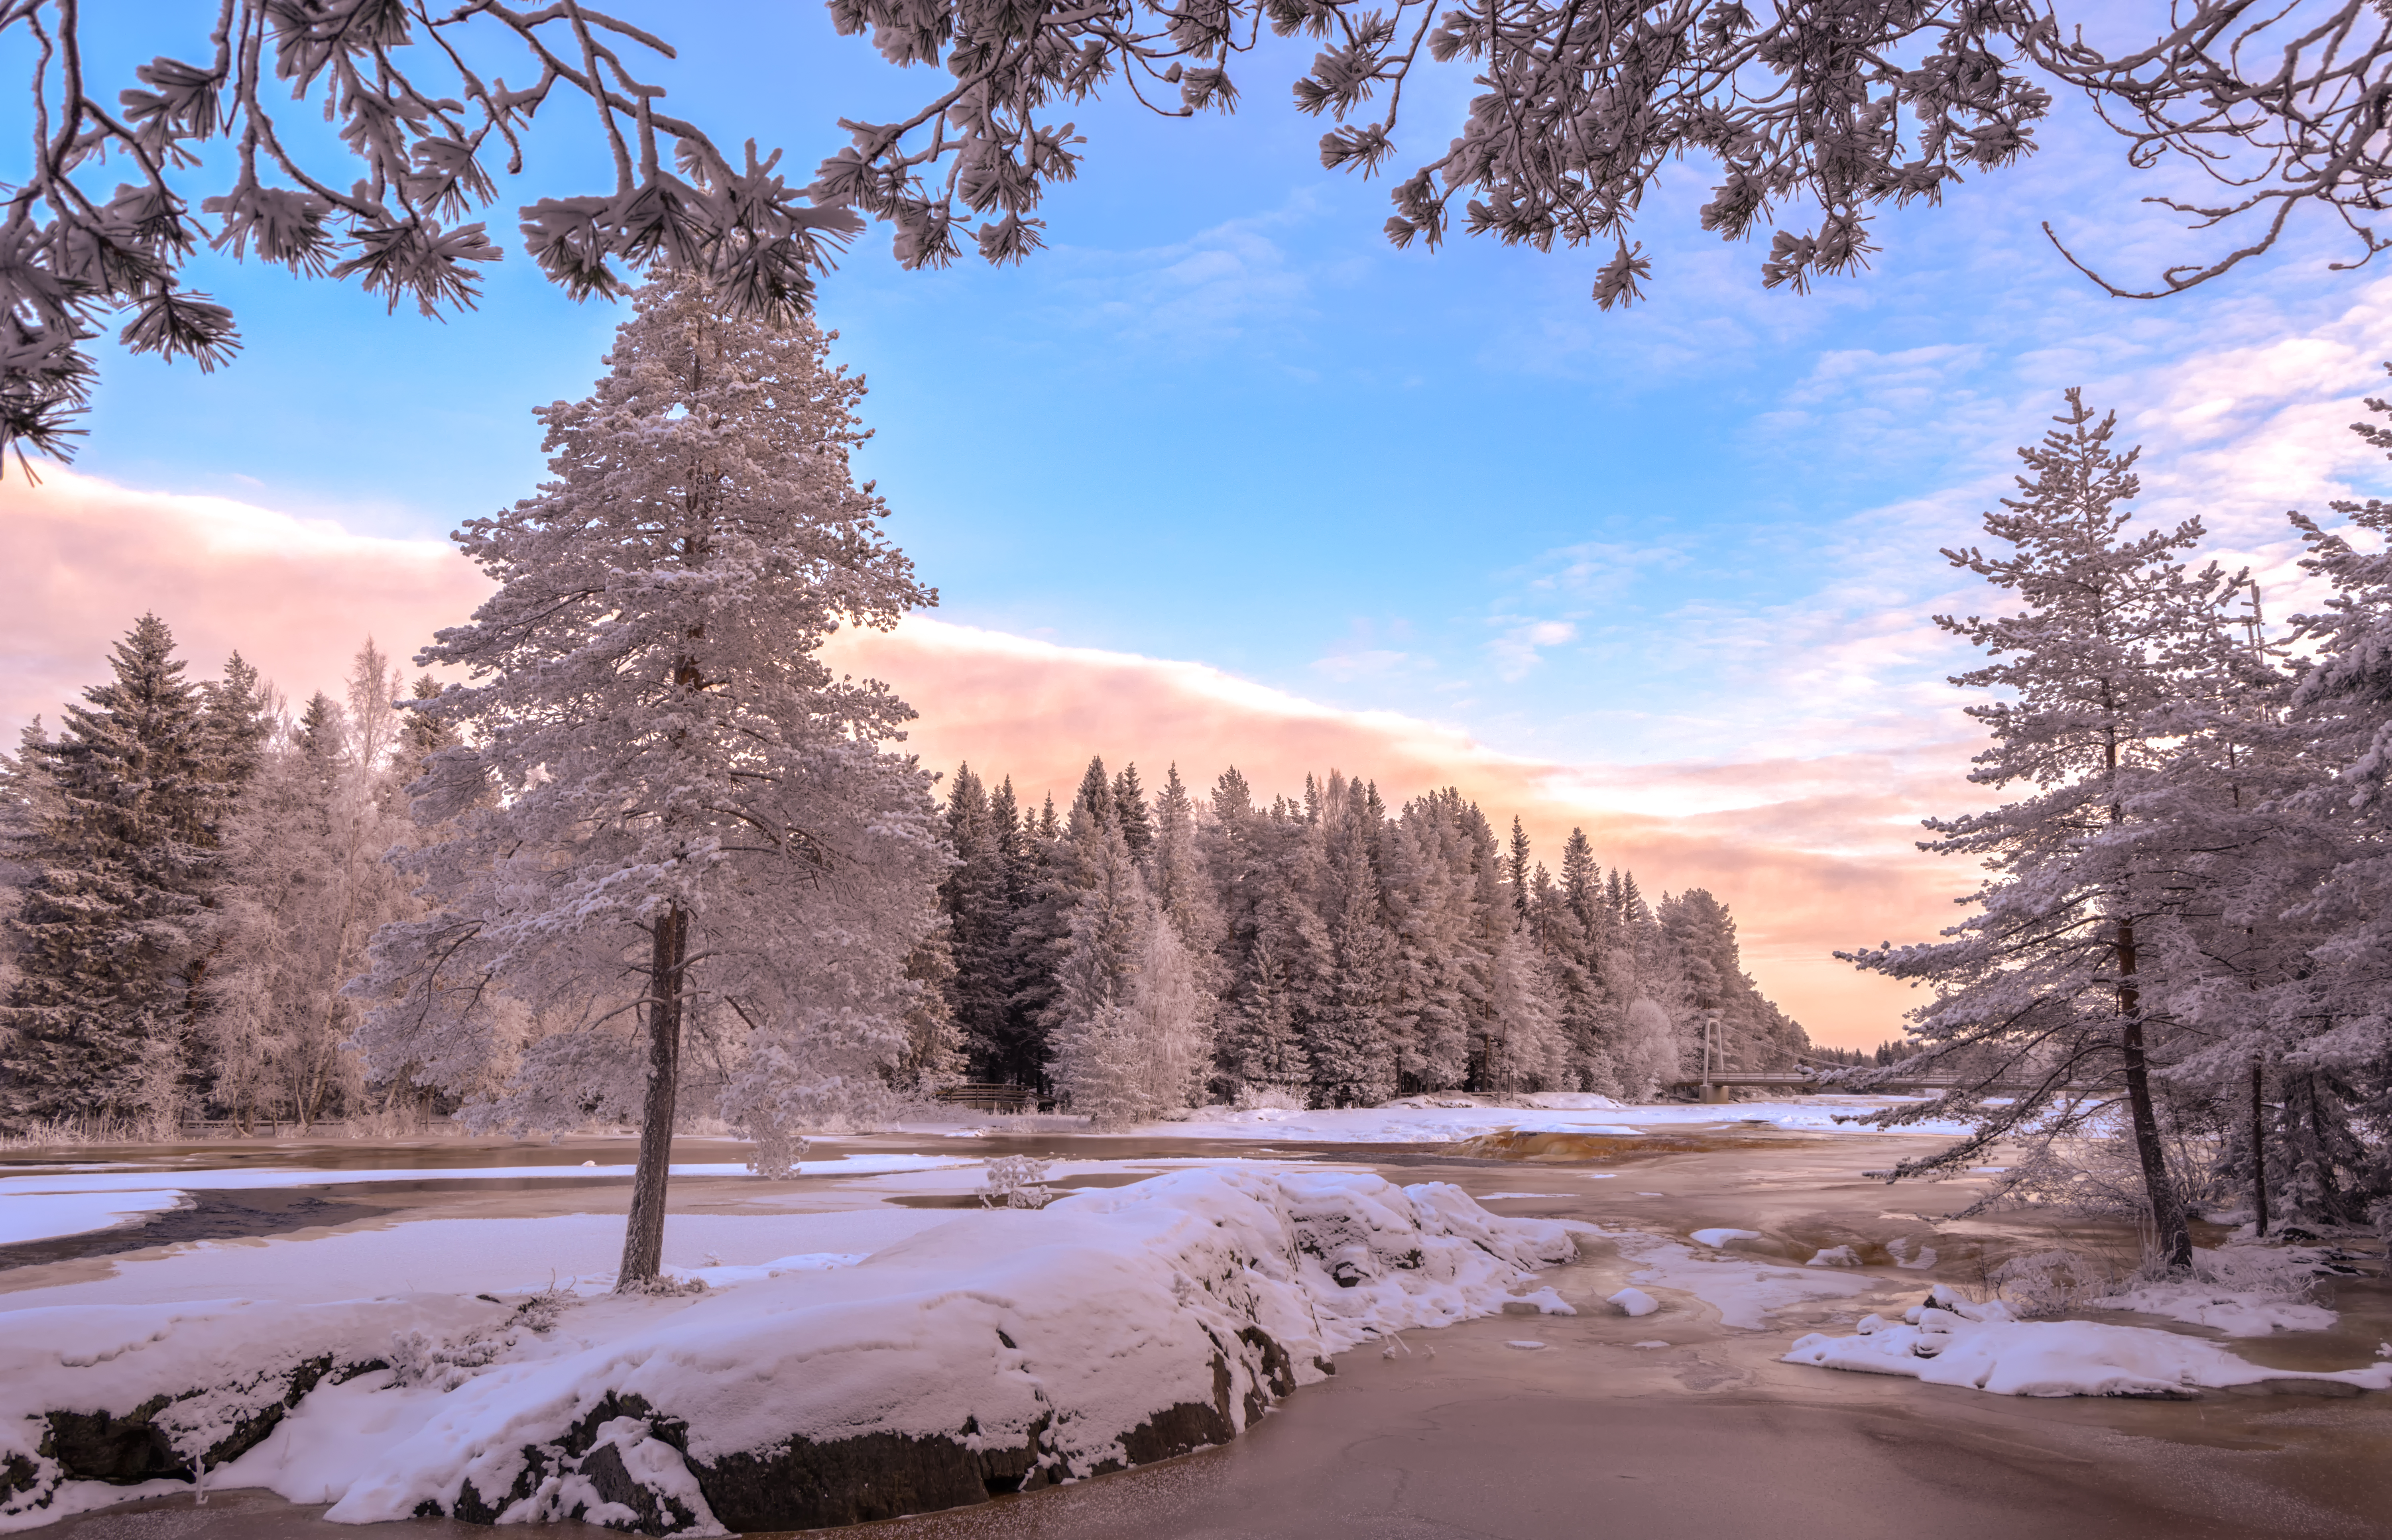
1;1170;1571;1535
1783;1285;2392;1399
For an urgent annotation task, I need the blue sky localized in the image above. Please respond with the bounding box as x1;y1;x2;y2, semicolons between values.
25;4;2392;1036
51;5;2392;792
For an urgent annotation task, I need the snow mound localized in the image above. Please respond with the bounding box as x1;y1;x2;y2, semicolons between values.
2089;1245;2338;1337
1783;1287;2392;1399
1;1170;1570;1536
1609;1289;1659;1317
1689;1228;1764;1249
2090;1281;2335;1337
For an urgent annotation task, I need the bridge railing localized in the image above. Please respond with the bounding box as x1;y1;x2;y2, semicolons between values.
933;1083;1047;1114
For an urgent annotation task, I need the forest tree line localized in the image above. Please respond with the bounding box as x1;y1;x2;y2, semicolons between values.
0;619;1813;1135
941;757;1810;1120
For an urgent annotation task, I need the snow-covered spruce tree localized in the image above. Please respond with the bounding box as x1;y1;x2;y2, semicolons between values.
0;617;258;1133
1658;888;1809;1075
1612;998;1684;1100
353;271;941;1289
1309;775;1399;1106
2262;383;2392;1226
938;763;1017;1076
1843;391;2258;1270
205;641;425;1131
1042;781;1210;1126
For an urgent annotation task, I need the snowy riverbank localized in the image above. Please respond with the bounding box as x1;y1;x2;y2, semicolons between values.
0;1169;1573;1535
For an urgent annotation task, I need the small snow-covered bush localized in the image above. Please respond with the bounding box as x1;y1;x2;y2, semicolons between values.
1987;1249;2122;1319
982;1155;1054;1209
745;1122;810;1179
1234;1085;1306;1112
387;1328;510;1393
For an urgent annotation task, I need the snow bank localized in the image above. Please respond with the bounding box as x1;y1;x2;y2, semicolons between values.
1783;1287;2392;1399
2090;1245;2340;1336
1;1170;1570;1535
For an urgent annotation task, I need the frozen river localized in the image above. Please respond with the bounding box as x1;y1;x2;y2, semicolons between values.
9;1116;2389;1539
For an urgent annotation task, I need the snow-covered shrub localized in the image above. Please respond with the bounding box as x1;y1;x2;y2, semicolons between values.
745;1124;810;1180
387;1327;510;1393
1234;1084;1305;1112
1987;1249;2122;1319
1611;999;1681;1100
981;1155;1054;1209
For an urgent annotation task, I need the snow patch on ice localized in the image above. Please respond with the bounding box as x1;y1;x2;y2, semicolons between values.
0;1190;184;1246
1618;1237;1872;1329
1785;1286;2392;1398
1689;1228;1764;1249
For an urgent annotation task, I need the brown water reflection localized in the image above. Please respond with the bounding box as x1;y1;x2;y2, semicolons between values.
29;1124;2392;1539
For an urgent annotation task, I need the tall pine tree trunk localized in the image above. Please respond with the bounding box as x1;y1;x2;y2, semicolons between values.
2250;1057;2269;1239
618;902;686;1290
2115;919;2192;1269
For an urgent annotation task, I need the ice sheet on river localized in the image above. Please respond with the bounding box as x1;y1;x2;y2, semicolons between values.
1126;1097;1975;1143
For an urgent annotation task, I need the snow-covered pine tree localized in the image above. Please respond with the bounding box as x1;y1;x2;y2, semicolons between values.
1308;776;1398;1105
1505;816;1532;918
1003;782;1085;1090
1527;863;1614;1092
1613;998;1683;1098
1147;764;1226;1057
1659;888;1809;1074
353;271;941;1289
938;764;1016;1076
1043;780;1209;1125
1387;790;1482;1091
1843;391;2254;1270
205;640;425;1132
2257;383;2392;1228
0;617;242;1133
1112;762;1153;870
1207;770;1318;1099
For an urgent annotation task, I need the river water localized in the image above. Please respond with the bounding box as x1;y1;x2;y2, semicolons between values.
18;1124;2391;1539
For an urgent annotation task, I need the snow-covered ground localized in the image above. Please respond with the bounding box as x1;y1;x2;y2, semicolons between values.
0;1169;1574;1535
7;1110;2386;1534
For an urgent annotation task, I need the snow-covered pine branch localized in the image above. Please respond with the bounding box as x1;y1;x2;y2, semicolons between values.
821;2;2392;306
0;1;863;464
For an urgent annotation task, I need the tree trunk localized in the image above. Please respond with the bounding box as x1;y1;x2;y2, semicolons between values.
2250;1057;2269;1239
618;902;687;1290
2115;919;2192;1269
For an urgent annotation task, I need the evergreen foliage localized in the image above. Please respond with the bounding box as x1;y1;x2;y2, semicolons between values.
350;270;942;1286
929;754;1811;1112
0;616;255;1131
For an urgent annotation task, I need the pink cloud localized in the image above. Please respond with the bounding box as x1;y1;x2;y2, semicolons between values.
830;618;1972;1045
2;472;1971;1048
1;466;492;731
